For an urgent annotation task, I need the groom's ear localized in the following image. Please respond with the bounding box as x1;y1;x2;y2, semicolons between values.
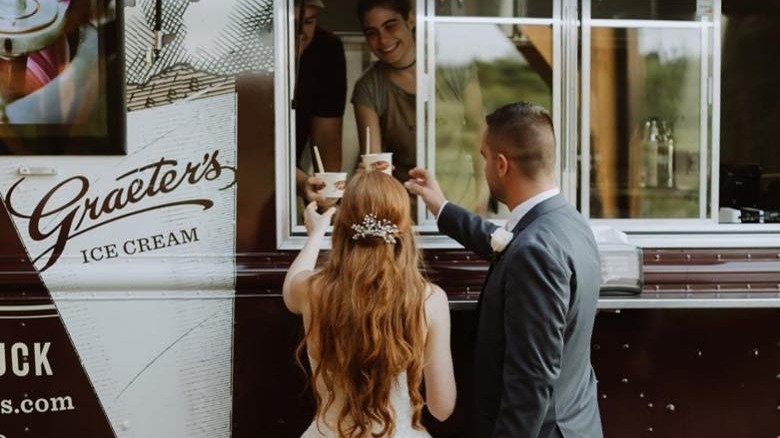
496;152;509;177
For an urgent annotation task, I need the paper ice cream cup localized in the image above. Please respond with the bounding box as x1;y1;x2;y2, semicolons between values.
314;172;347;198
362;152;393;175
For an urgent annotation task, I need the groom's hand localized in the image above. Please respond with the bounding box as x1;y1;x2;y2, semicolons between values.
404;167;446;217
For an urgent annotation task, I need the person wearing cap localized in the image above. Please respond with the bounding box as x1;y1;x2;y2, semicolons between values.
293;0;347;206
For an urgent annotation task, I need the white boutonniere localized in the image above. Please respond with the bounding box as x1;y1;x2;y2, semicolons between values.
490;228;514;258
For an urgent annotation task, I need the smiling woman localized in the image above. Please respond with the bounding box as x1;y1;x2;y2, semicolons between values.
351;0;490;217
352;0;418;183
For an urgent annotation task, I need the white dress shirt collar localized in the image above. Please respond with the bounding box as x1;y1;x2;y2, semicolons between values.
504;187;560;231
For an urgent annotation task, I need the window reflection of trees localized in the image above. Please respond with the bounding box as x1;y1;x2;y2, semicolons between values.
589;28;703;220
434;23;553;217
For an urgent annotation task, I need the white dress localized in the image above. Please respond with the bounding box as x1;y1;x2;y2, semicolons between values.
300;359;432;438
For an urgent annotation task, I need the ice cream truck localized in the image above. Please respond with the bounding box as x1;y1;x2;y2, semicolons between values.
0;0;776;437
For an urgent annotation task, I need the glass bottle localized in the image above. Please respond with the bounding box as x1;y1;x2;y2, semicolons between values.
658;121;675;188
642;119;660;188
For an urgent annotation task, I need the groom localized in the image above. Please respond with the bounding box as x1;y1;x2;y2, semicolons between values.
405;102;603;438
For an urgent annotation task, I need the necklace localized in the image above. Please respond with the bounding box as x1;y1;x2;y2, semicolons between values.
389;58;416;70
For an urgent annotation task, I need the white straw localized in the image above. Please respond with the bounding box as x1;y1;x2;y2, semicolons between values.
313;145;325;173
365;126;370;156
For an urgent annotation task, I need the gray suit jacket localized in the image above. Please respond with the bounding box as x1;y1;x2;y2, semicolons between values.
438;194;603;438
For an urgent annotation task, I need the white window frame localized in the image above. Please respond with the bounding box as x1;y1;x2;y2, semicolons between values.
413;0;563;233
580;0;780;247
274;0;780;250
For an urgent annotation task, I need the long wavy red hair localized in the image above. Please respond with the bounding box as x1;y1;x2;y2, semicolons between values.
299;171;428;437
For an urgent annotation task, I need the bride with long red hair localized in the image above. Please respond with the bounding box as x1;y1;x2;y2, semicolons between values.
283;171;455;437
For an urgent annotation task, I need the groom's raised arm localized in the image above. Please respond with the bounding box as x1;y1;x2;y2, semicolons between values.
404;167;499;260
437;202;498;261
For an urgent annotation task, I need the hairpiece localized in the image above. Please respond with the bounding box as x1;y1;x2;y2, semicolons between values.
351;213;399;244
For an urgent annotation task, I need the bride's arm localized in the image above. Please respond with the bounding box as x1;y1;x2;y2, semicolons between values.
282;202;337;314
422;284;456;421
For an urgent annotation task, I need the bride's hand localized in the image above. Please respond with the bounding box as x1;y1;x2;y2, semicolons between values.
304;201;337;237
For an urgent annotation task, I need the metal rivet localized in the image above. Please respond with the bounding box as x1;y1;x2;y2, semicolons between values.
747;253;752;260
639;392;645;398
665;403;675;412
601;394;607;399
622;343;630;350
621;378;629;383
648;402;654;408
593;344;601;350
647;426;654;433
654;254;660;261
752;348;759;357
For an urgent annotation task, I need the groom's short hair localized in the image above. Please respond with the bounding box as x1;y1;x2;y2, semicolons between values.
485;102;555;180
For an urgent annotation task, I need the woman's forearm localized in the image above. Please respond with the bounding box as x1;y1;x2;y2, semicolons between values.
290;233;324;274
296;168;309;197
282;203;336;313
283;232;326;302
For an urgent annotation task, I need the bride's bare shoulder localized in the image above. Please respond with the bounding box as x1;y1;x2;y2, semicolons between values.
423;283;448;313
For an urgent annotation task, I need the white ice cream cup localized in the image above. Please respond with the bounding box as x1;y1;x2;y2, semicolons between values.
361;152;393;175
314;172;348;198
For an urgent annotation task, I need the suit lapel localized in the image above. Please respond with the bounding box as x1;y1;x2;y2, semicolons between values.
474;194;568;326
